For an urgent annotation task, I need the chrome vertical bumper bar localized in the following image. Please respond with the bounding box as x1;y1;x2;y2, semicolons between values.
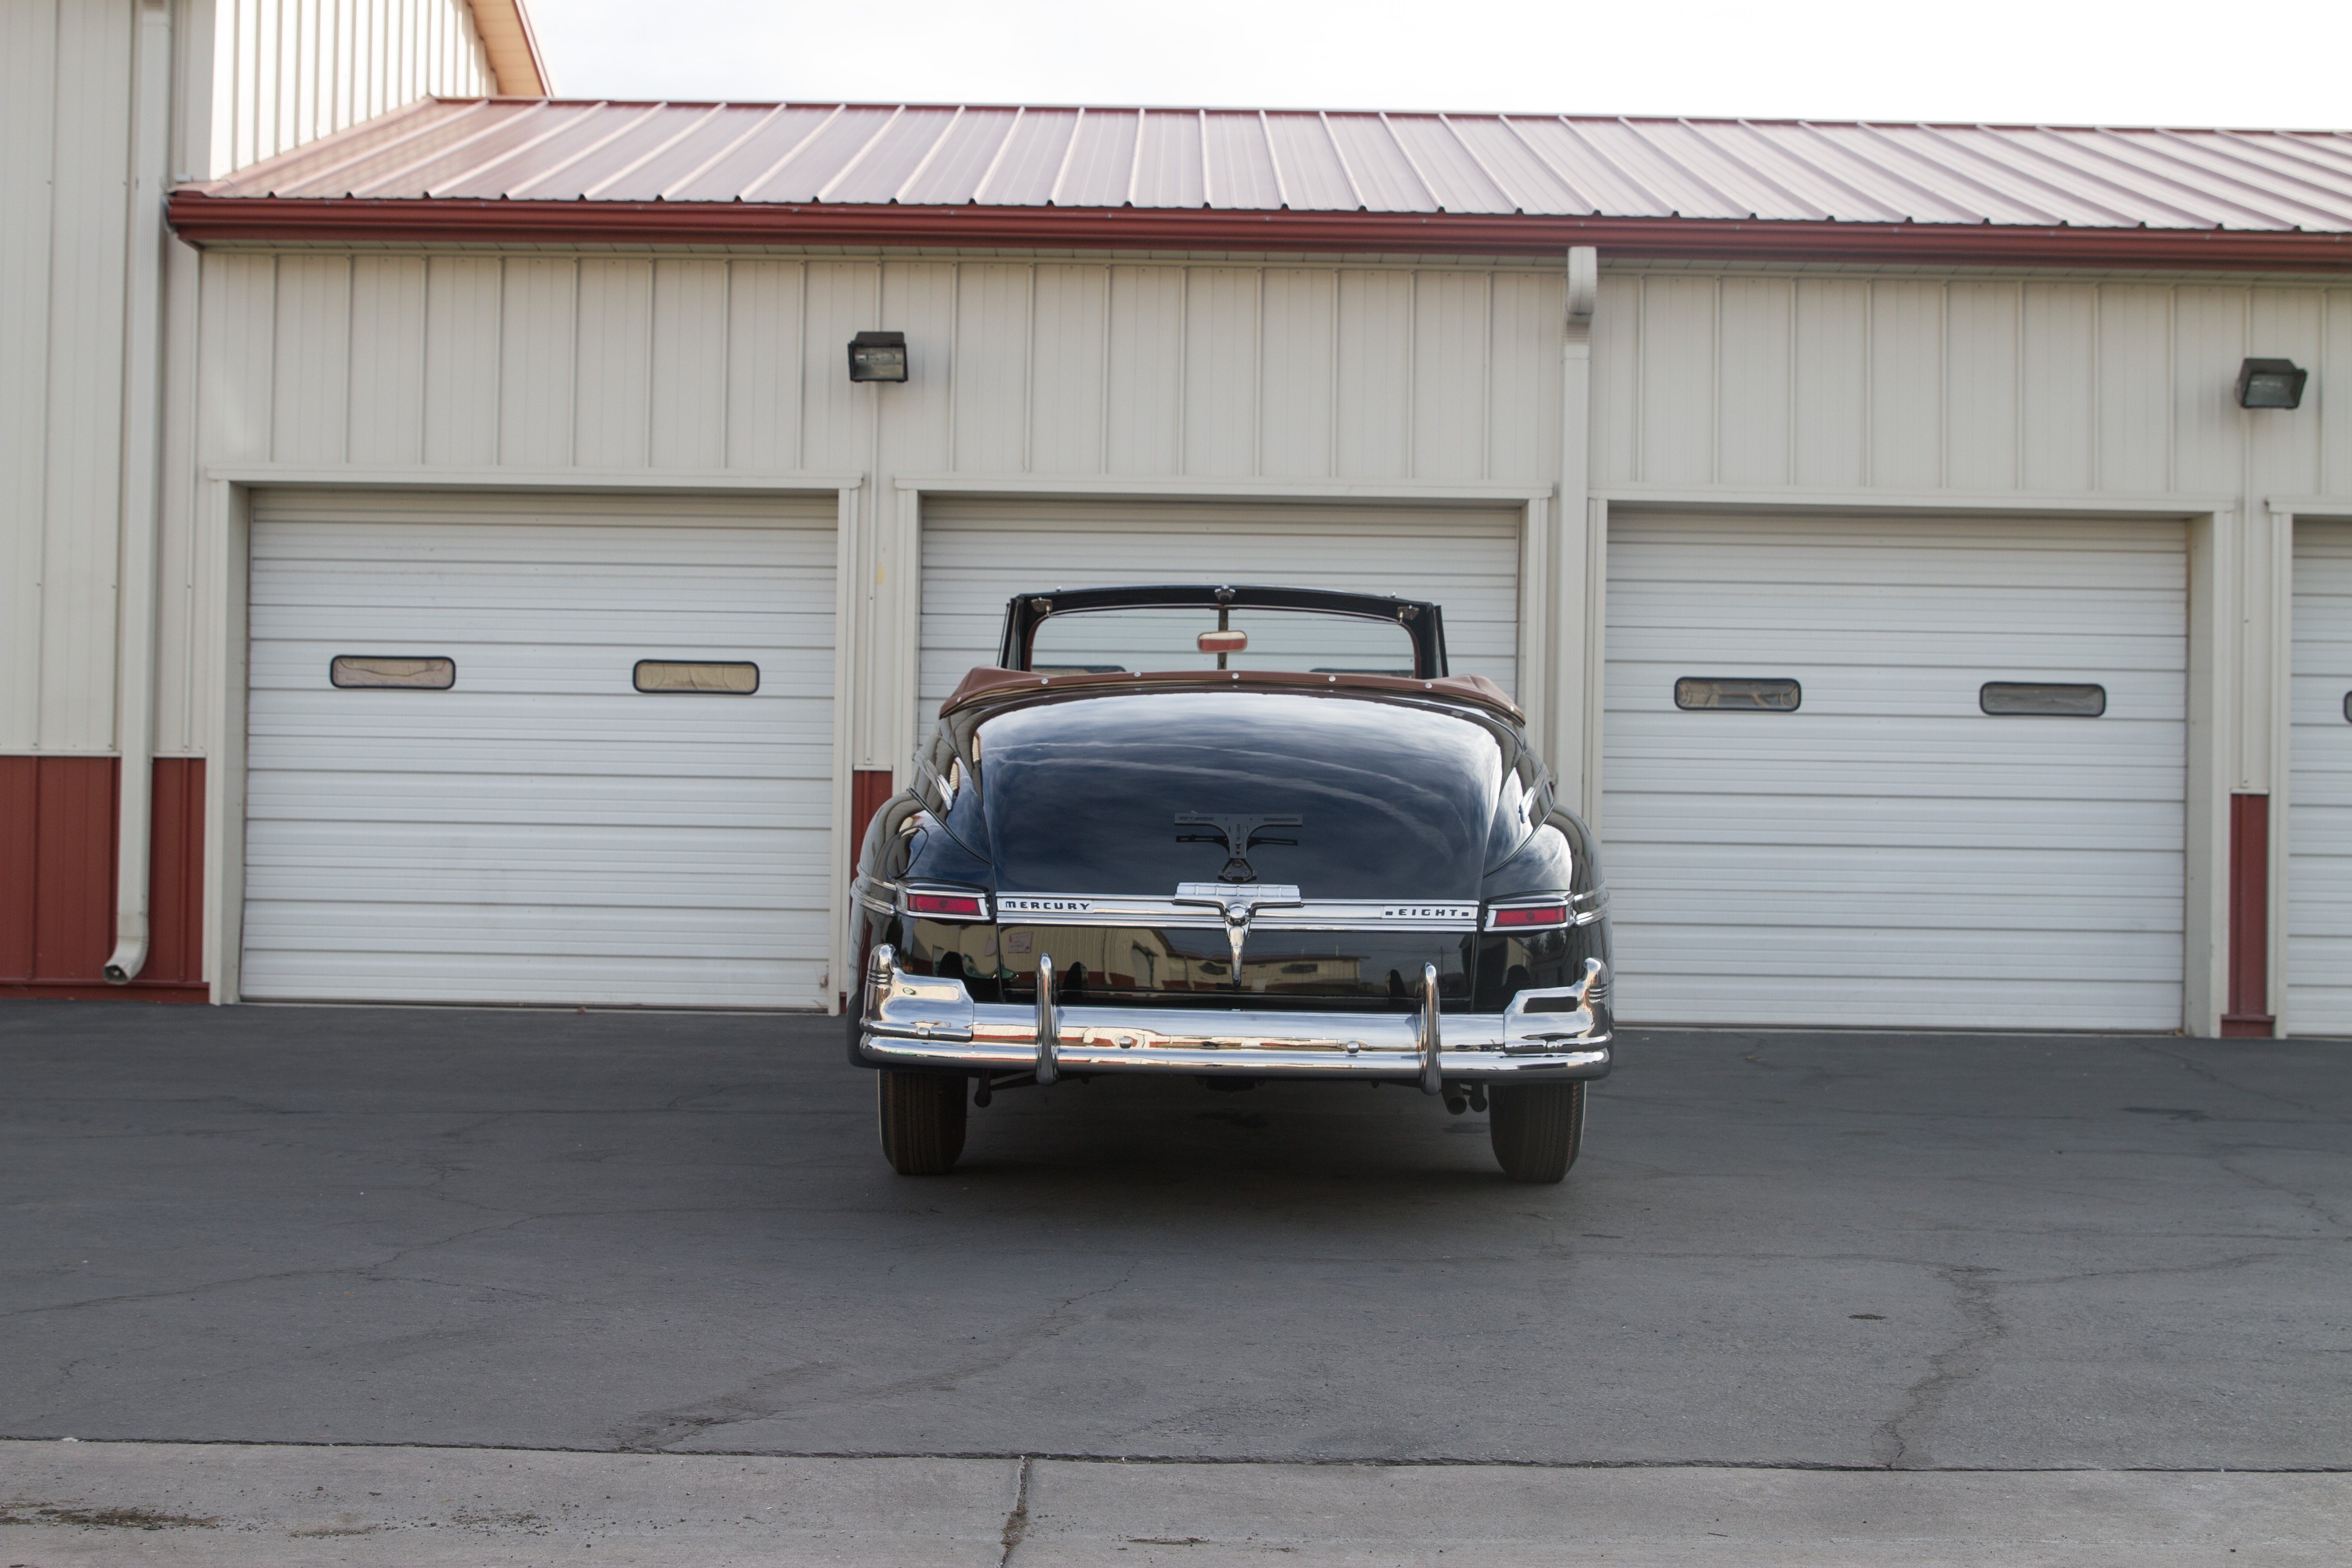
1034;952;1060;1085
1417;960;1444;1095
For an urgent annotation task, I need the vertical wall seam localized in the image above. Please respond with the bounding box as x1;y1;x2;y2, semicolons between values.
2012;279;2025;492
1174;264;1188;473
1023;263;1036;474
944;260;960;467
1708;276;1722;485
2090;283;2104;493
1480;270;1493;483
1405;270;1417;479
1937;280;1949;490
1251;267;1264;476
1784;278;1798;485
789;260;806;470
717;257;735;468
486;255;504;463
1326;265;1339;479
1861;279;1876;488
1630;274;1644;485
1095;260;1111;473
2165;284;2178;495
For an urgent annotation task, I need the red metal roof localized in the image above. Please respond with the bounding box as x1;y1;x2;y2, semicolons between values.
172;98;2352;267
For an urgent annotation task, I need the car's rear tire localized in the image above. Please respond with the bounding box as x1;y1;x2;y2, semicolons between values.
1488;1081;1585;1184
877;1070;968;1176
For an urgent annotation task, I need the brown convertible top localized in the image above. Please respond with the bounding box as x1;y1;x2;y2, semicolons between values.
939;665;1524;722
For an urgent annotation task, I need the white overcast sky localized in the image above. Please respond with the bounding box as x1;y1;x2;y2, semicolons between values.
525;0;2352;130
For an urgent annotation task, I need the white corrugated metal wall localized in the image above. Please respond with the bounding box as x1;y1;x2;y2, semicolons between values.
208;0;495;174
1;0;136;760
172;252;2352;763
141;251;2352;1018
2;0;505;762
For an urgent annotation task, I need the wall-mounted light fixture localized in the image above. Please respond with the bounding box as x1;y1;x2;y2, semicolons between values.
847;330;908;383
2234;358;2308;410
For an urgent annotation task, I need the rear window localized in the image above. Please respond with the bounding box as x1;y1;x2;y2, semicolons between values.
1028;606;1415;676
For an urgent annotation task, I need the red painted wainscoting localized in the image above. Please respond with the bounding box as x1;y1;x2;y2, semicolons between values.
2220;792;2274;1039
849;769;896;860
0;757;208;1002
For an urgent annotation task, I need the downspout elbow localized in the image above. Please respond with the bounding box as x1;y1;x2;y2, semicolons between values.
104;927;149;986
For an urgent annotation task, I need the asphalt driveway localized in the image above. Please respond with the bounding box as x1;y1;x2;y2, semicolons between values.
3;1001;2346;1470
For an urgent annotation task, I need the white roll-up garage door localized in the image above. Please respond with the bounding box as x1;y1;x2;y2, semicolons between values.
918;497;1523;727
1604;513;2186;1031
244;490;837;1008
2288;520;2352;1037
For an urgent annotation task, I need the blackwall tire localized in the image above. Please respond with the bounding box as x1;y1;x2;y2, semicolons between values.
877;1070;969;1176
1488;1080;1586;1184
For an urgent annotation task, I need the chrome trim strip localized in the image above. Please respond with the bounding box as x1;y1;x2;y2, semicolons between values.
995;891;1480;931
858;948;1612;1083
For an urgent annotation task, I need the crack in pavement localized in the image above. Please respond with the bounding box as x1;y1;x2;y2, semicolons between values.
0;1214;541;1321
1870;1264;2003;1470
2214;1154;2352;1233
2132;1042;2332;1117
999;1454;1033;1565
606;1262;1145;1453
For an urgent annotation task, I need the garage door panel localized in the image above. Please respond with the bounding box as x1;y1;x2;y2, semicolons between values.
2288;522;2352;1035
235;950;821;1009
247;702;836;762
246;826;833;902
1606;512;2185;1029
1607;756;2190;804
244;491;836;1007
250;656;835;699
1612;519;2187;581
1618;851;2182;926
919;498;1522;722
1604;795;2181;851
248;770;833;828
1617;974;2179;1030
1602;615;2185;667
1616;921;2181;976
1606;662;2185;715
245;899;828;957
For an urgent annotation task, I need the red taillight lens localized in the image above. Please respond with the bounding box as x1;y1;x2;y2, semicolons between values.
907;892;986;918
1490;902;1568;929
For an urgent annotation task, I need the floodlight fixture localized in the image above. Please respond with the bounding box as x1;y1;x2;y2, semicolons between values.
847;330;909;383
2234;358;2307;409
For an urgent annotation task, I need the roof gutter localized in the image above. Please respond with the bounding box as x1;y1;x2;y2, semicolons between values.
164;193;2352;270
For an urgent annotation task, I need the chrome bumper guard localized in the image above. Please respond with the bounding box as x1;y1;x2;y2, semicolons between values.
857;944;1612;1088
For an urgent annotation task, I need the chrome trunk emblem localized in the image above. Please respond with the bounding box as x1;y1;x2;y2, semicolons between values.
1171;882;1305;984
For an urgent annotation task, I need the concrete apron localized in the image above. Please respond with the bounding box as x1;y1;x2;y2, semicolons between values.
1;1441;2346;1567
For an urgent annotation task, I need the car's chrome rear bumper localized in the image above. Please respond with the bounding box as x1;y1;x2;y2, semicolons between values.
854;944;1612;1088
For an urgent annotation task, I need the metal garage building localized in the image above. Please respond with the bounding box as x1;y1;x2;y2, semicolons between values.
9;3;2352;1037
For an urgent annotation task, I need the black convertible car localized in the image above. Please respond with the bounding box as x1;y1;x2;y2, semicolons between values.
845;583;1614;1182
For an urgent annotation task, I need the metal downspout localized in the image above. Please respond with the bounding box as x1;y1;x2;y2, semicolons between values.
104;0;174;984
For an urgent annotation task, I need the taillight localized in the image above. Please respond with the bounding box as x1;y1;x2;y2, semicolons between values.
906;892;987;919
1488;901;1568;930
